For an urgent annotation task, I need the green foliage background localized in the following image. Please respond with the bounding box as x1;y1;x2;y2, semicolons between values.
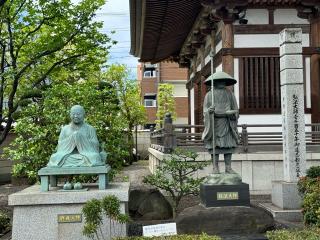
5;78;129;182
0;0;113;143
297;166;320;227
155;84;176;128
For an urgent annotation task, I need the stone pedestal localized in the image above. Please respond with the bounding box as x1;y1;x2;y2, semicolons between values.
9;182;129;240
271;181;302;210
200;183;250;207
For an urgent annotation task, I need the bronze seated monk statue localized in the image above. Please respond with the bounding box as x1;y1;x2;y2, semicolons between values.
47;105;106;168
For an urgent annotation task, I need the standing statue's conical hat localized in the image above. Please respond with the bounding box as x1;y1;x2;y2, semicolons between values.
204;71;237;86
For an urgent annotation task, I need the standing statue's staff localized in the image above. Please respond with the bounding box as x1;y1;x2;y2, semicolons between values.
210;49;215;158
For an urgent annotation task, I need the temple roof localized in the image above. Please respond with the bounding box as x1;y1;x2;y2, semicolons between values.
130;0;202;63
130;0;320;63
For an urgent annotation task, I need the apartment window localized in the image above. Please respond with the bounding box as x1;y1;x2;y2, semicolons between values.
239;56;281;113
144;94;156;107
143;70;157;77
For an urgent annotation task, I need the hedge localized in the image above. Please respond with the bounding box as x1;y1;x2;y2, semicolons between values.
114;234;221;240
266;228;320;240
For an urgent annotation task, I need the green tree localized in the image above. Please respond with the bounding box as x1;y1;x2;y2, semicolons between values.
143;148;209;218
155;83;176;128
105;65;146;164
0;0;112;144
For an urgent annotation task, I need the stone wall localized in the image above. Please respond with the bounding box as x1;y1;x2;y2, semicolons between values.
133;130;151;160
148;148;320;195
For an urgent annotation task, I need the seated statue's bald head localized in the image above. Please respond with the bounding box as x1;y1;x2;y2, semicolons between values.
70;105;85;125
71;105;85;115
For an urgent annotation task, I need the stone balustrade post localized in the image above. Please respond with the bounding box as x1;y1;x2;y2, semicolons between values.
163;113;176;153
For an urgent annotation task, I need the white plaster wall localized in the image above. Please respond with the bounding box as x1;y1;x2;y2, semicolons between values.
190;88;195;131
171;82;188;97
205;54;211;65
190;72;195;79
174;117;188;125
215;40;222;52
234;34;310;48
133;130;151;159
234;9;269;25
238;114;312;132
234;58;240;104
216;63;222;72
196;64;201;72
274;9;309;24
305;57;311;108
163;81;187;97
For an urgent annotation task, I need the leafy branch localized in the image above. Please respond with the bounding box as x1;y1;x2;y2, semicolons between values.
143;148;209;218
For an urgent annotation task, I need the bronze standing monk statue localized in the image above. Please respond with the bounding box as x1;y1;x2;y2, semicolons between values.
47;105;106;168
202;71;239;175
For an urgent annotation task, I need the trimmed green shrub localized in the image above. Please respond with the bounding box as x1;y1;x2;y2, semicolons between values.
266;228;320;240
306;166;320;178
297;166;320;226
114;233;221;240
0;211;10;234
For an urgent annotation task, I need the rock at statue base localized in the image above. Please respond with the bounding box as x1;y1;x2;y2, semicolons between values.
176;205;274;236
129;185;173;220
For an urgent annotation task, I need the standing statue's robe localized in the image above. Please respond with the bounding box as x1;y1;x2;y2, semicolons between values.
202;88;239;154
47;123;104;167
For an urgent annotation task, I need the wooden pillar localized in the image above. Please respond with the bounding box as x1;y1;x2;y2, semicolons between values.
222;21;234;77
310;16;320;123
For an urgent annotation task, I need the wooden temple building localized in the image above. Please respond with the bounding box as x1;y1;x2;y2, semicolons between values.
130;0;320;194
130;0;320;128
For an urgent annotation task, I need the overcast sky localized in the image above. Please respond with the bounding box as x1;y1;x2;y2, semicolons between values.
95;0;138;79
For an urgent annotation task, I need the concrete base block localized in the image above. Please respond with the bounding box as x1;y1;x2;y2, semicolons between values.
259;202;302;222
9;182;129;240
271;181;302;209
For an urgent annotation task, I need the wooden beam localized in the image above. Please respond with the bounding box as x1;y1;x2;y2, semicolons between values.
222;22;234;76
234;24;310;34
310;16;320;124
268;8;274;25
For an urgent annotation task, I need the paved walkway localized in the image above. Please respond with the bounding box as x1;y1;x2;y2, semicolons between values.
113;160;150;186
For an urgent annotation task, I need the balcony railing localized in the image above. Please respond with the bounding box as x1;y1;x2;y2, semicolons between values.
150;115;320;154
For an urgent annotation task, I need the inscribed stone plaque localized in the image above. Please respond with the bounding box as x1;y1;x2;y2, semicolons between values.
58;214;82;223
217;192;239;200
